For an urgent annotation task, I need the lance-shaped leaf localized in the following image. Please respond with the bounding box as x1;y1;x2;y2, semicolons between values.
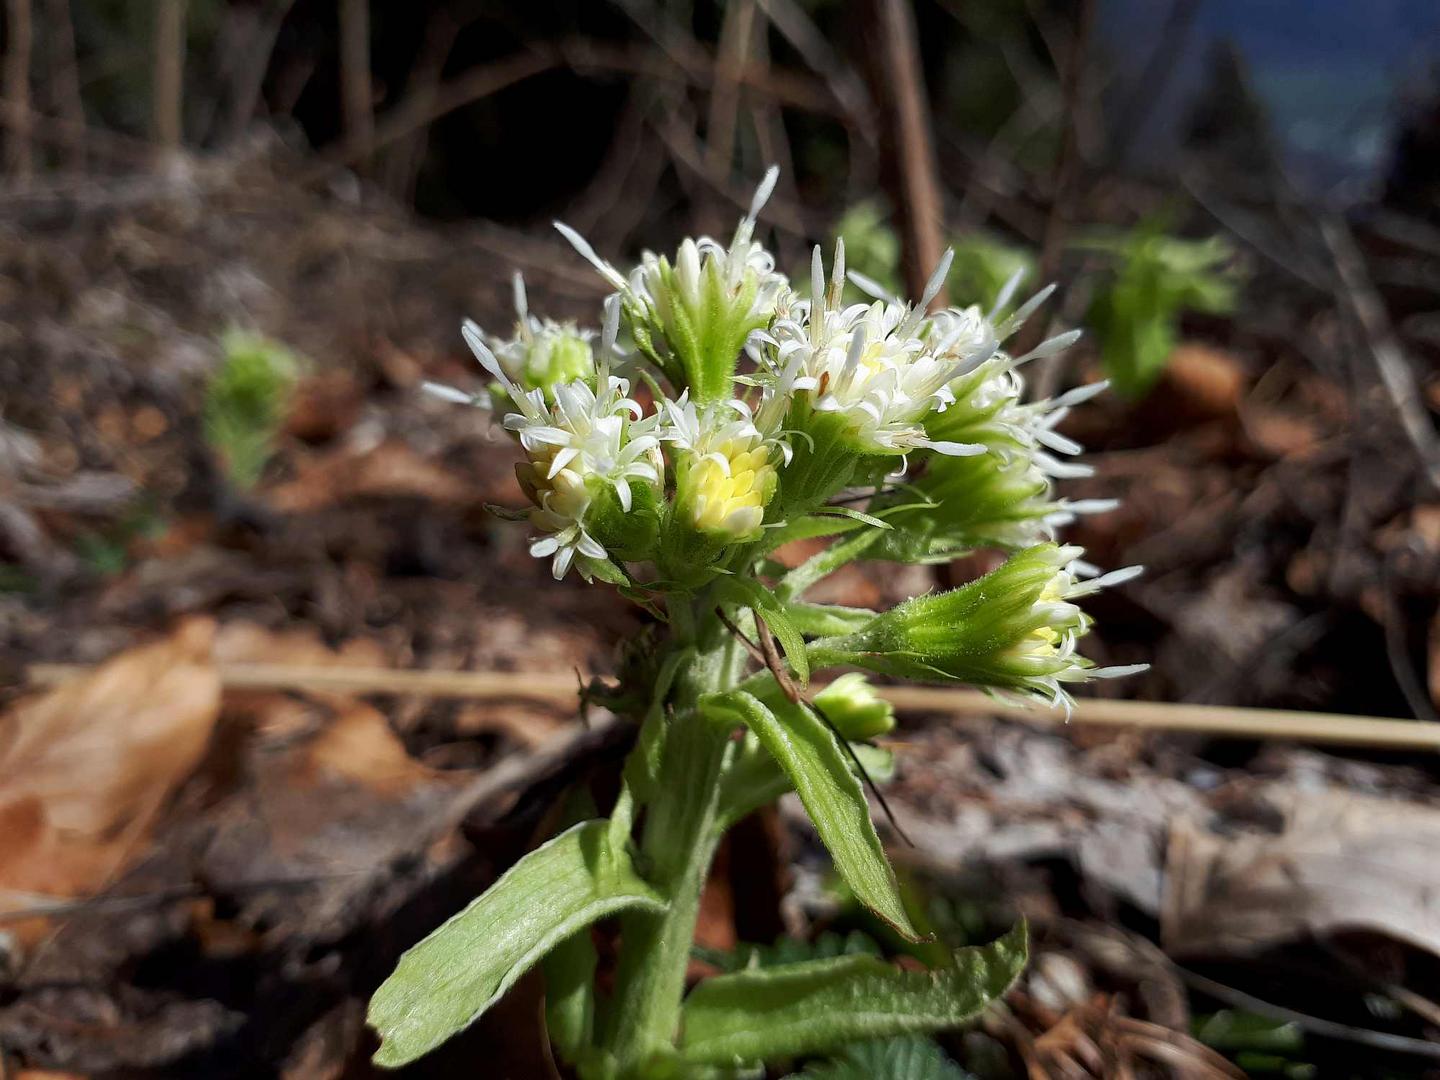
679;924;1027;1067
701;690;917;939
369;820;664;1068
717;731;894;830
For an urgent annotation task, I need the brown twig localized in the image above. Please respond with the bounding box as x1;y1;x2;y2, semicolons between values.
378;7;460;202
716;606;768;668
222;0;299;145
3;0;33;181
870;0;948;306
43;0;84;171
24;663;1440;750
1322;217;1440;491
338;0;373;171
1018;0;1095;370
705;0;757;180
151;0;186;155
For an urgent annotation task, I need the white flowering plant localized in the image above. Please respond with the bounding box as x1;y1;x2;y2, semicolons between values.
370;169;1144;1077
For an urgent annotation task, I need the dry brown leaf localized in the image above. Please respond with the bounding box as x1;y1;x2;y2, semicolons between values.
299;700;432;797
283;371;364;443
1164;343;1246;418
452;702;569;749
0;619;221;938
266;440;470;512
213;620;391;740
1242;406;1322;459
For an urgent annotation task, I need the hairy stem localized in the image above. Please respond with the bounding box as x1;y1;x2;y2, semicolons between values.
601;603;739;1075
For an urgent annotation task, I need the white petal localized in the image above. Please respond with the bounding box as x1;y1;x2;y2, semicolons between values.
747;165;780;224
422;381;482;405
462;320;512;389
923;439;988;457
554;222;629;291
552;545;576;579
512;272;529;322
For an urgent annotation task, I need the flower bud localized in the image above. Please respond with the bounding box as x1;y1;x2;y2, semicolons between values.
659;396;780;574
873;450;1058;559
558;169;786;403
810;544;1144;711
813;672;895;740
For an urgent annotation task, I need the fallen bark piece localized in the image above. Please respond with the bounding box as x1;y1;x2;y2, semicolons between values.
1163;786;1440;958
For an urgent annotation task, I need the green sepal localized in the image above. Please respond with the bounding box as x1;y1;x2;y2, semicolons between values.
771;403;864;522
588;478;661;565
699;690;918;940
368;820;665;1068
677;924;1028;1067
806;544;1087;691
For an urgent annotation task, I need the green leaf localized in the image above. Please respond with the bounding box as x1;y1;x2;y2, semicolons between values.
543;789;602;1062
543;930;599;1062
777;530;881;602
679;924;1028;1066
797;1035;973;1079
368;820;665;1068
762;514;867;551
701;691;917;939
716;729;894;830
784;603;876;638
713;576;810;687
696;929;884;975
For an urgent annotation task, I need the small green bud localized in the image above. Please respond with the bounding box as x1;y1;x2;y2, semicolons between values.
873;451;1056;559
813;672;895;740
557;169;786;403
522;330;594;393
810;544;1143;710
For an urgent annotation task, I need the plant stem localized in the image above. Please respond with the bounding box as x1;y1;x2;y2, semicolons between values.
602;604;736;1075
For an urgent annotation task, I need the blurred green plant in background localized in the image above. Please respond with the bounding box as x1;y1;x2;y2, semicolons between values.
947;234;1035;311
1194;1010;1316;1078
1082;226;1240;399
834;202;903;297
831;204;1034;311
828;204;1239;402
202;329;301;490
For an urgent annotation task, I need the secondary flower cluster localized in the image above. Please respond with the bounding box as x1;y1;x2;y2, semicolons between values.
428;169;1142;707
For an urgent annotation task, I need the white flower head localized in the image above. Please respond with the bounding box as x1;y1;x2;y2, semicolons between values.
759;243;991;459
424;277;598;411
998;549;1148;714
462;323;661;579
489;273;597;397
661;391;779;541
557;168;789;402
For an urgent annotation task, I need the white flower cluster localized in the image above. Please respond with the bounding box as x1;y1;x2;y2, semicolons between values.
425;166;1142;702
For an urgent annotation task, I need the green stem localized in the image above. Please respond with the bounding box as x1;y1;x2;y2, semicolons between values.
601;601;739;1076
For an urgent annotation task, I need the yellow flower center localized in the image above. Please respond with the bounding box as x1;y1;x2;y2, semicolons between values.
686;438;775;539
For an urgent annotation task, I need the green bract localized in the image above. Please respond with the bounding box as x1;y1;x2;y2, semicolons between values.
386;168;1145;1077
